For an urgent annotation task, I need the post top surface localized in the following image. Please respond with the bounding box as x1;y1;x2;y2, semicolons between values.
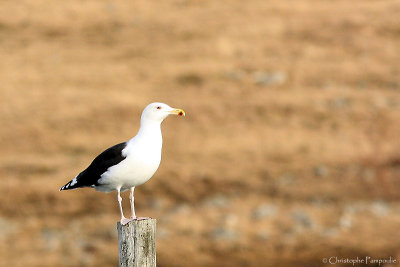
117;218;156;227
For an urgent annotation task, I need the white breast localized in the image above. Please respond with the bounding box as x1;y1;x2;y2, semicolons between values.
96;126;163;192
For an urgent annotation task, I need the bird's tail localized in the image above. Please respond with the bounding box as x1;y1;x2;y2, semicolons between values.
59;177;79;191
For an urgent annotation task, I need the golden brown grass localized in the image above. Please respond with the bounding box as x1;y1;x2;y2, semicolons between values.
1;0;400;266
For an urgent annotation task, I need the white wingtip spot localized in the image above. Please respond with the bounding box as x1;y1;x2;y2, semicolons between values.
70;178;78;186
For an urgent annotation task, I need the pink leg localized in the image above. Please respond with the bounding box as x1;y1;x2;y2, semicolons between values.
117;188;131;225
129;187;136;219
129;187;150;220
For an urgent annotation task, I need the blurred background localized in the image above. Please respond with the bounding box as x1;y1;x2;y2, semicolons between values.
1;0;400;266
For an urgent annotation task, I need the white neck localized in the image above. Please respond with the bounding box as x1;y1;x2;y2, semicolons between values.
137;119;162;139
121;115;166;161
125;118;162;153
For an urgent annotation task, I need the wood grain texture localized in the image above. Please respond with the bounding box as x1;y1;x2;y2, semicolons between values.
117;219;156;267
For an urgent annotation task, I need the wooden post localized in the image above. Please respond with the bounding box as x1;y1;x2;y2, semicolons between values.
117;219;156;267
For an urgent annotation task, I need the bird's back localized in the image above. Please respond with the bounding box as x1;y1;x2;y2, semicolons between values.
59;142;127;191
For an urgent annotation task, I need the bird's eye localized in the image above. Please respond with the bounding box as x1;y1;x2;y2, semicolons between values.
156;106;162;110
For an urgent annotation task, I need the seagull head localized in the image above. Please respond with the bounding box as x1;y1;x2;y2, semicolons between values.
141;102;185;123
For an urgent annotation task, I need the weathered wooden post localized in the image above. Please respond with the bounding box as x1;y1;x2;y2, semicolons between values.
117;219;156;267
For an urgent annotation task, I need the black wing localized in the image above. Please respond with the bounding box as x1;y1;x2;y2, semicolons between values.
60;142;127;191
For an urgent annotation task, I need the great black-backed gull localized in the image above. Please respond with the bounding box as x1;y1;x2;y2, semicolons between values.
60;102;185;225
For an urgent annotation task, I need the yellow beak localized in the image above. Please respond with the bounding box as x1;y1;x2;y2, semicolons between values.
169;108;185;117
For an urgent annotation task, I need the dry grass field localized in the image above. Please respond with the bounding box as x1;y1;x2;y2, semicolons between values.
1;0;400;266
